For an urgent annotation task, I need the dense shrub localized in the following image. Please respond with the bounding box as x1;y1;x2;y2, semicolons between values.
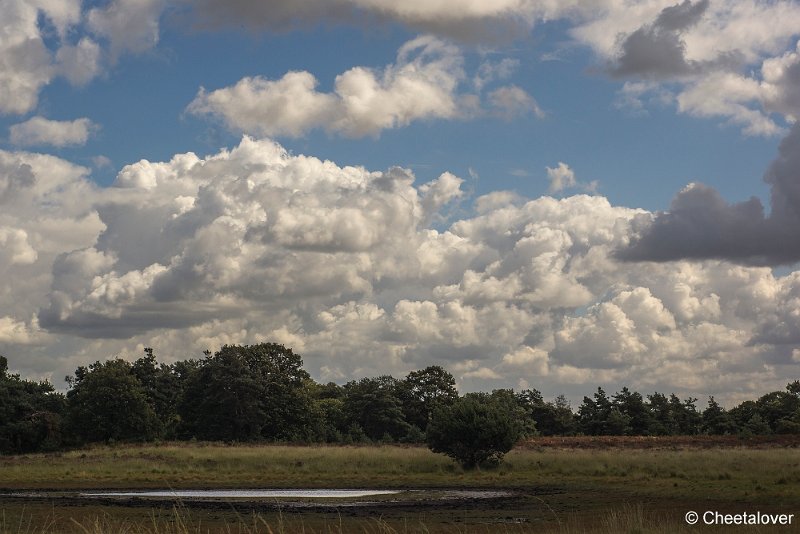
426;393;522;469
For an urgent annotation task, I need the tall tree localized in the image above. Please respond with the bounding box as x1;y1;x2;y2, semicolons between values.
777;381;800;433
397;366;458;432
647;392;676;435
246;343;314;440
66;359;159;443
702;396;737;435
178;348;264;441
489;389;536;437
131;348;185;438
578;387;618;435
613;387;652;435
669;394;702;435
516;389;555;435
343;376;410;441
551;394;578;435
0;355;66;453
178;343;314;442
729;400;758;433
755;389;800;433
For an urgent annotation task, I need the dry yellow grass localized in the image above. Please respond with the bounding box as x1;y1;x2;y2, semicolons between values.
1;443;799;533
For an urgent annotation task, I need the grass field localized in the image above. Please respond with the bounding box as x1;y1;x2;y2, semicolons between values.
1;440;799;533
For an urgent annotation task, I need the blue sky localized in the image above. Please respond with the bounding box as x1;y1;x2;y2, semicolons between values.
2;0;800;404
1;12;781;205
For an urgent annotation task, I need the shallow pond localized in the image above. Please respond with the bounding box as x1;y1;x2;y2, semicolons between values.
80;489;400;498
6;488;513;509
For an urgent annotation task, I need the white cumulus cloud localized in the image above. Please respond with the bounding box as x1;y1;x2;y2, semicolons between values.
9;117;97;148
0;0;103;115
0;136;795;405
570;0;800;136
87;0;164;57
188;36;539;138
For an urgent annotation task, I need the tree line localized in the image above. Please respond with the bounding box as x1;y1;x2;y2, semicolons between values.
2;343;799;457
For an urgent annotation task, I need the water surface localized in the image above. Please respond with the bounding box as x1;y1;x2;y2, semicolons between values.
80;489;401;498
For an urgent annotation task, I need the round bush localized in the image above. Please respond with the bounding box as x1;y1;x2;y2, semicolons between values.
426;393;522;469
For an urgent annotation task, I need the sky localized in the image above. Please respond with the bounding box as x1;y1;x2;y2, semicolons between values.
2;0;800;406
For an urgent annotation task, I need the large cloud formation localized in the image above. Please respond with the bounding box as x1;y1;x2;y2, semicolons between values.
601;2;800;267
617;122;800;266
0;136;794;405
0;148;102;366
4;0;800;405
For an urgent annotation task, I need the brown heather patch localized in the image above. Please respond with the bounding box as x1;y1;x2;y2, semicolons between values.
519;434;800;450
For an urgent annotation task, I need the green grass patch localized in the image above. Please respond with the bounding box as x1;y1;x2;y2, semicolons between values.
2;443;797;502
1;443;799;533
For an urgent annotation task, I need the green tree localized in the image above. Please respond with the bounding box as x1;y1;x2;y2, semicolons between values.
729;400;758;433
490;389;536;437
744;413;772;435
243;343;314;441
309;397;347;442
646;392;675;435
0;355;66;453
551;394;578;435
605;408;633;435
178;348;265;441
701;396;737;435
178;343;313;442
343;376;410;442
131;348;185;439
515;389;554;434
66;359;159;443
511;392;577;436
755;389;800;433
304;380;347;441
644;392;701;435
673;395;702;435
578;387;616;435
311;381;345;401
613;387;651;435
775;381;800;433
397;366;458;433
426;393;522;469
